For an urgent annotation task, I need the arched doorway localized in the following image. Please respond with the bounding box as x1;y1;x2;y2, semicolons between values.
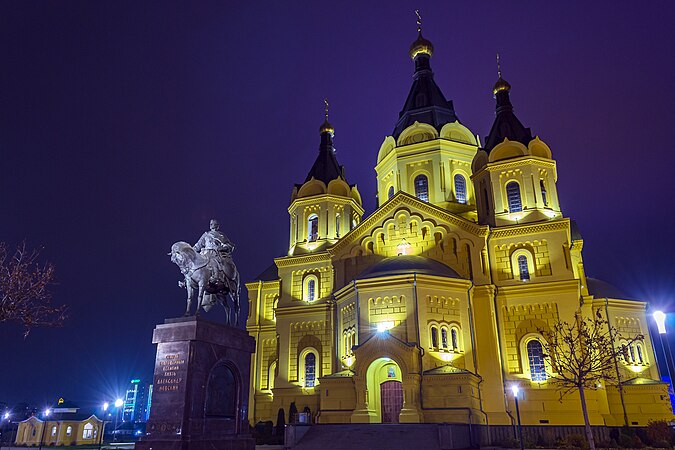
366;358;403;423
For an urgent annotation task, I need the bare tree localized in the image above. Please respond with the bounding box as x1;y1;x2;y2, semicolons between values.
540;309;642;450
0;242;66;335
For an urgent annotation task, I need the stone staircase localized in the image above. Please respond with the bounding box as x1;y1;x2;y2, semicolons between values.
285;423;476;450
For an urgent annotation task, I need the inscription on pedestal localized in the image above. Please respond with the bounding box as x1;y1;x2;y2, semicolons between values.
157;353;186;392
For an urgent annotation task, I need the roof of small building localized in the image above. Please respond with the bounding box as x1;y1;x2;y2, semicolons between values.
356;255;462;280
587;277;634;301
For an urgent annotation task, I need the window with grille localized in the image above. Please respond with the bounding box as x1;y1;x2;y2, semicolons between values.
335;214;340;237
430;326;438;348
388;186;395;199
307;279;315;301
308;214;319;241
441;328;448;349
506;181;522;213
518;255;530;281
540;179;548;206
451;328;459;350
304;353;316;388
414;175;429;202
454;174;467;204
527;340;547;381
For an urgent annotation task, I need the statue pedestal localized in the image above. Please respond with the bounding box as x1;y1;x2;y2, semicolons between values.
135;316;255;450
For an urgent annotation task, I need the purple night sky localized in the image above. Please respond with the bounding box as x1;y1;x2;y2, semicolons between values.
1;1;674;408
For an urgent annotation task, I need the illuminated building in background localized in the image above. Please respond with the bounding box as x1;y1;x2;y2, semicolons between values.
122;379;151;423
245;27;673;427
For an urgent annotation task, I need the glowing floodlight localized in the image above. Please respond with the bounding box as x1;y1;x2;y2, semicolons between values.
114;398;123;408
511;385;519;398
377;321;394;333
654;311;667;334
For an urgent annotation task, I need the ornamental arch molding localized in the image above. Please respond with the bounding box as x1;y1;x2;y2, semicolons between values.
351;332;420;378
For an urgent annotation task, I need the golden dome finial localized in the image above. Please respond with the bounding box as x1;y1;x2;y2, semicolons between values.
320;98;334;134
493;52;511;95
409;10;434;60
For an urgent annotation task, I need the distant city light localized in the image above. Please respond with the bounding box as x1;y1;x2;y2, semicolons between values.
131;379;141;384
44;409;51;416
3;412;9;420
103;402;109;411
114;398;123;408
654;311;667;334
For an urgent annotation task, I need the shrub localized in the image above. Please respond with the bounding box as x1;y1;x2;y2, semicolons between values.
566;433;589;449
646;420;672;445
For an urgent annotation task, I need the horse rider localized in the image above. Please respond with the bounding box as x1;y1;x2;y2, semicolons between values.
194;219;236;284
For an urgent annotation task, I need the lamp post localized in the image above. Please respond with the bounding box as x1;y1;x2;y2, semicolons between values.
653;311;675;394
0;412;9;450
511;385;524;450
113;399;122;443
98;403;108;450
37;409;51;450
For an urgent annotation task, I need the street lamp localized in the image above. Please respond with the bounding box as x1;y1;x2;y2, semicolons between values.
38;409;51;450
113;399;123;442
511;385;524;450
0;411;10;450
653;311;675;393
98;403;109;450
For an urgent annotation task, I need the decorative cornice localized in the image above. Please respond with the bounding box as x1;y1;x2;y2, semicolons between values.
275;252;332;268
485;157;557;172
289;194;365;216
490;218;569;239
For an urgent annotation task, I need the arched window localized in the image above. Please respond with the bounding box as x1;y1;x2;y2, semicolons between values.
526;340;547;382
388;186;395;199
518;255;530;281
540;179;548;206
629;345;636;363
636;344;644;364
303;275;317;302
51;426;57;437
414;175;429;202
66;426;72;436
451;328;459;351
307;214;319;241
304;353;316;388
269;361;277;390
506;181;522;213
82;423;93;439
335;214;340;237
441;327;448;349
430;326;438;348
454;174;467;204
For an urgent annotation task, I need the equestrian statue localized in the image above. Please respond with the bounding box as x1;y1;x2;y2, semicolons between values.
169;219;240;326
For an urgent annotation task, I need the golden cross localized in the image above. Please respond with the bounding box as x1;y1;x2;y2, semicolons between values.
324;98;329;120
415;10;422;33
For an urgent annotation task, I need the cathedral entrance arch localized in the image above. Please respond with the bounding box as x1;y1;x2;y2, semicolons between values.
366;358;402;423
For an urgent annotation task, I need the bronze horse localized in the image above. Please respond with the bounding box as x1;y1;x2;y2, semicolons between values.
169;241;240;326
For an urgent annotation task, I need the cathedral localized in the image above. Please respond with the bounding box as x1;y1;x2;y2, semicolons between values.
245;28;673;427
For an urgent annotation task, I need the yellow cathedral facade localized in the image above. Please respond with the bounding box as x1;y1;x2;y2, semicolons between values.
245;29;673;427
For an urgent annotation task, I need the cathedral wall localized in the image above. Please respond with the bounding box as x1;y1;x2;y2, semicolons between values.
288;319;331;384
489;221;574;287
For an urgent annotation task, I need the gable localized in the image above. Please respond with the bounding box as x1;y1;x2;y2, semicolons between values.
328;192;487;289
